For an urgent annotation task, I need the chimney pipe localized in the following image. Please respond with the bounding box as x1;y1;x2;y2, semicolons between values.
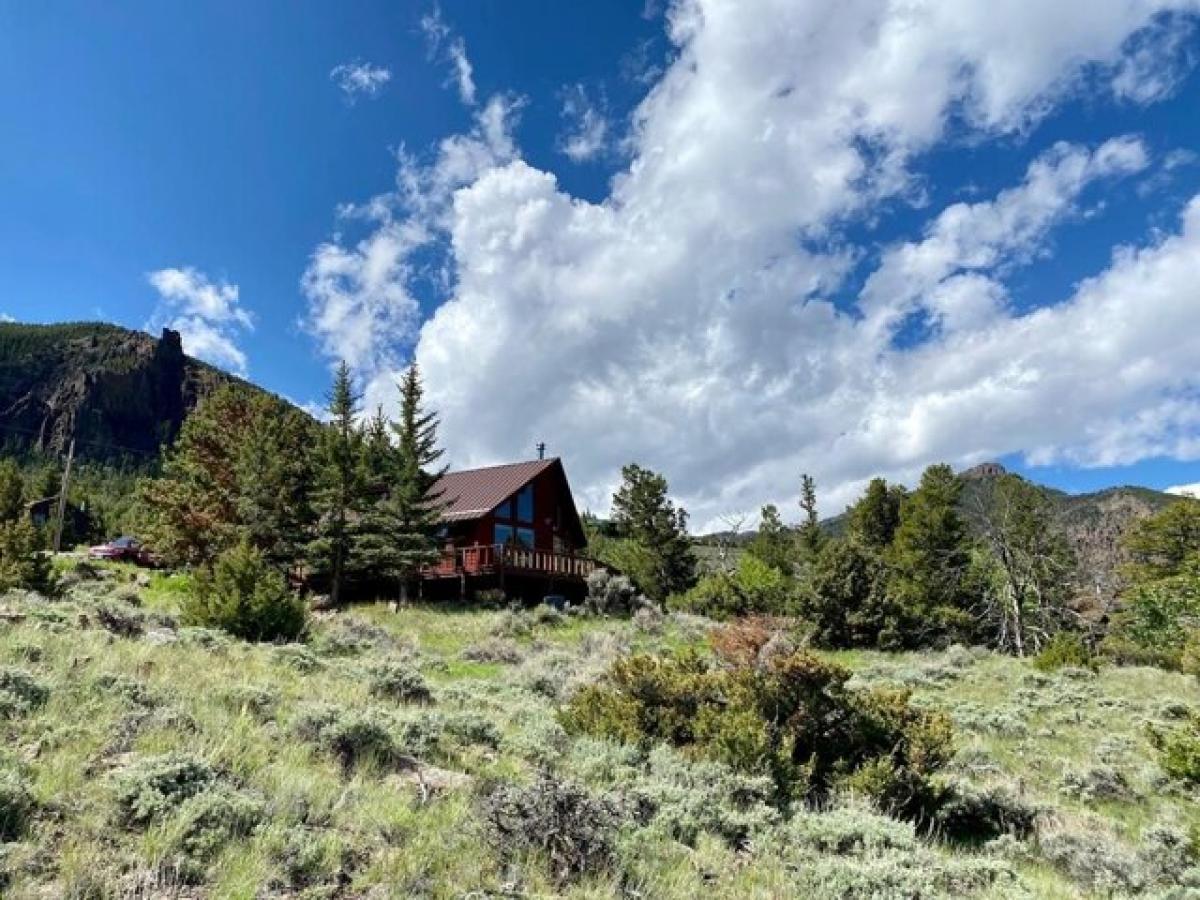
536;442;546;460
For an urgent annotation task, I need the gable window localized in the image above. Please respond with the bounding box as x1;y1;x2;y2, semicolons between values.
515;484;534;523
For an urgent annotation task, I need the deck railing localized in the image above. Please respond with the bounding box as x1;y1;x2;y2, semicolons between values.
423;543;597;579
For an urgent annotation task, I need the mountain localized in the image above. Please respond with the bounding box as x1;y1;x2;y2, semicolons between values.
957;463;1183;600
0;321;273;465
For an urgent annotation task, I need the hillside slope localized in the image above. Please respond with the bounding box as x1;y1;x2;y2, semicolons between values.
0;322;269;464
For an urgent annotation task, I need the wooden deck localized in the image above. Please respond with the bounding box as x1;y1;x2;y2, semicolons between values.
422;543;598;581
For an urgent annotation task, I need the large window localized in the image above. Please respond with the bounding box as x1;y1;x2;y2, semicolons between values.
516;484;533;523
494;524;534;548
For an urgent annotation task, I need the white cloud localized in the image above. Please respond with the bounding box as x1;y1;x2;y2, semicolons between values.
330;60;392;101
1167;482;1200;498
308;0;1200;528
558;85;610;162
421;6;476;105
147;267;253;374
0;313;15;323
1111;11;1197;102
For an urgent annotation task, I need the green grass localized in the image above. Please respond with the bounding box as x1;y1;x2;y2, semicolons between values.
2;576;1199;897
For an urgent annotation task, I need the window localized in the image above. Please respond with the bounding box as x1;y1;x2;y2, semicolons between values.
516;484;534;523
516;528;534;548
494;524;513;546
494;498;513;519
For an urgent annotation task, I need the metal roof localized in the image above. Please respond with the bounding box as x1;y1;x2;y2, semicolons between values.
433;458;559;523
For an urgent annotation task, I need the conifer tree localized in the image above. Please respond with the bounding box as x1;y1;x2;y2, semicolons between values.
610;463;696;602
886;464;977;645
142;385;317;568
0;459;24;523
308;362;364;606
796;473;826;560
387;364;447;601
747;503;793;574
848;477;906;551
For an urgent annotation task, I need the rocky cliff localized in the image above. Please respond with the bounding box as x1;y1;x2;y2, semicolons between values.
0;322;256;464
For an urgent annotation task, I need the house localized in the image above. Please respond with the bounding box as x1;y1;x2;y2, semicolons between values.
421;457;597;603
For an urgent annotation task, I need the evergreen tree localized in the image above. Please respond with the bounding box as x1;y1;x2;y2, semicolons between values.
801;537;892;648
610;463;696;603
1124;499;1200;585
747;503;793;574
387;364;447;601
886;464;977;646
796;473;826;560
308;362;364;606
848;477;906;551
142;386;316;567
0;459;24;522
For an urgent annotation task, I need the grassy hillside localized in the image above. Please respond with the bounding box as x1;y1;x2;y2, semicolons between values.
2;567;1199;897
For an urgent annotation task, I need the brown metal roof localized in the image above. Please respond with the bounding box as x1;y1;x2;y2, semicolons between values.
433;458;558;523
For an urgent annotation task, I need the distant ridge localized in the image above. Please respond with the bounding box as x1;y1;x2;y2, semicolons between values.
0;321;289;464
700;460;1191;601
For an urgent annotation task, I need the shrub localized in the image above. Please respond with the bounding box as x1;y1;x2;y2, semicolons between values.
1149;711;1200;786
931;779;1040;842
708;616;796;669
366;660;432;704
180;540;308;642
1032;632;1095;672
1037;817;1145;893
169;788;264;862
585;570;644;616
113;754;220;827
1058;764;1136;803
94;601;146;638
0;770;36;841
669;554;796;619
621;745;780;847
481;773;620;884
561;649;952;819
0;666;50;718
292;704;410;771
218;684;279;720
461;636;524;664
0;519;52;594
312;616;400;657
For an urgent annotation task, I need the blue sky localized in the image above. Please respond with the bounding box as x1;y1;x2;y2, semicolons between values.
2;1;1200;524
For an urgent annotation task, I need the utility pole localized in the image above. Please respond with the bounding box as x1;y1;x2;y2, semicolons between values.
52;438;75;554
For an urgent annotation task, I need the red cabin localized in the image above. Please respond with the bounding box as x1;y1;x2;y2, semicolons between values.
421;457;597;603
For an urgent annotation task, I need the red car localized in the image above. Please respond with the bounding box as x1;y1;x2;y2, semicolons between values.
88;536;158;567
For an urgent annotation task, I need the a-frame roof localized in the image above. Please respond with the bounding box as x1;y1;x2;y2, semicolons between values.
431;457;587;546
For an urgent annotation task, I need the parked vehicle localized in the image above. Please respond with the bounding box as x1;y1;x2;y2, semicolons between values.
87;536;159;567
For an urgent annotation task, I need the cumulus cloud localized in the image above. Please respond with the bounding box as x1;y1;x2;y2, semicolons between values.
558;85;610;162
307;0;1200;528
1167;482;1200;498
421;6;476;105
146;267;253;374
330;60;392;101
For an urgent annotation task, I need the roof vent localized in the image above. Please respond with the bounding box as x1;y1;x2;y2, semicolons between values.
536;442;546;461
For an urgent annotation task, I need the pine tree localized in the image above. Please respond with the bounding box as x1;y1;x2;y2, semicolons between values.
0;459;24;523
308;362;364;606
747;503;793;574
143;385;318;568
848;477;906;551
796;473;826;560
886;464;977;646
387;364;447;601
610;463;696;603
